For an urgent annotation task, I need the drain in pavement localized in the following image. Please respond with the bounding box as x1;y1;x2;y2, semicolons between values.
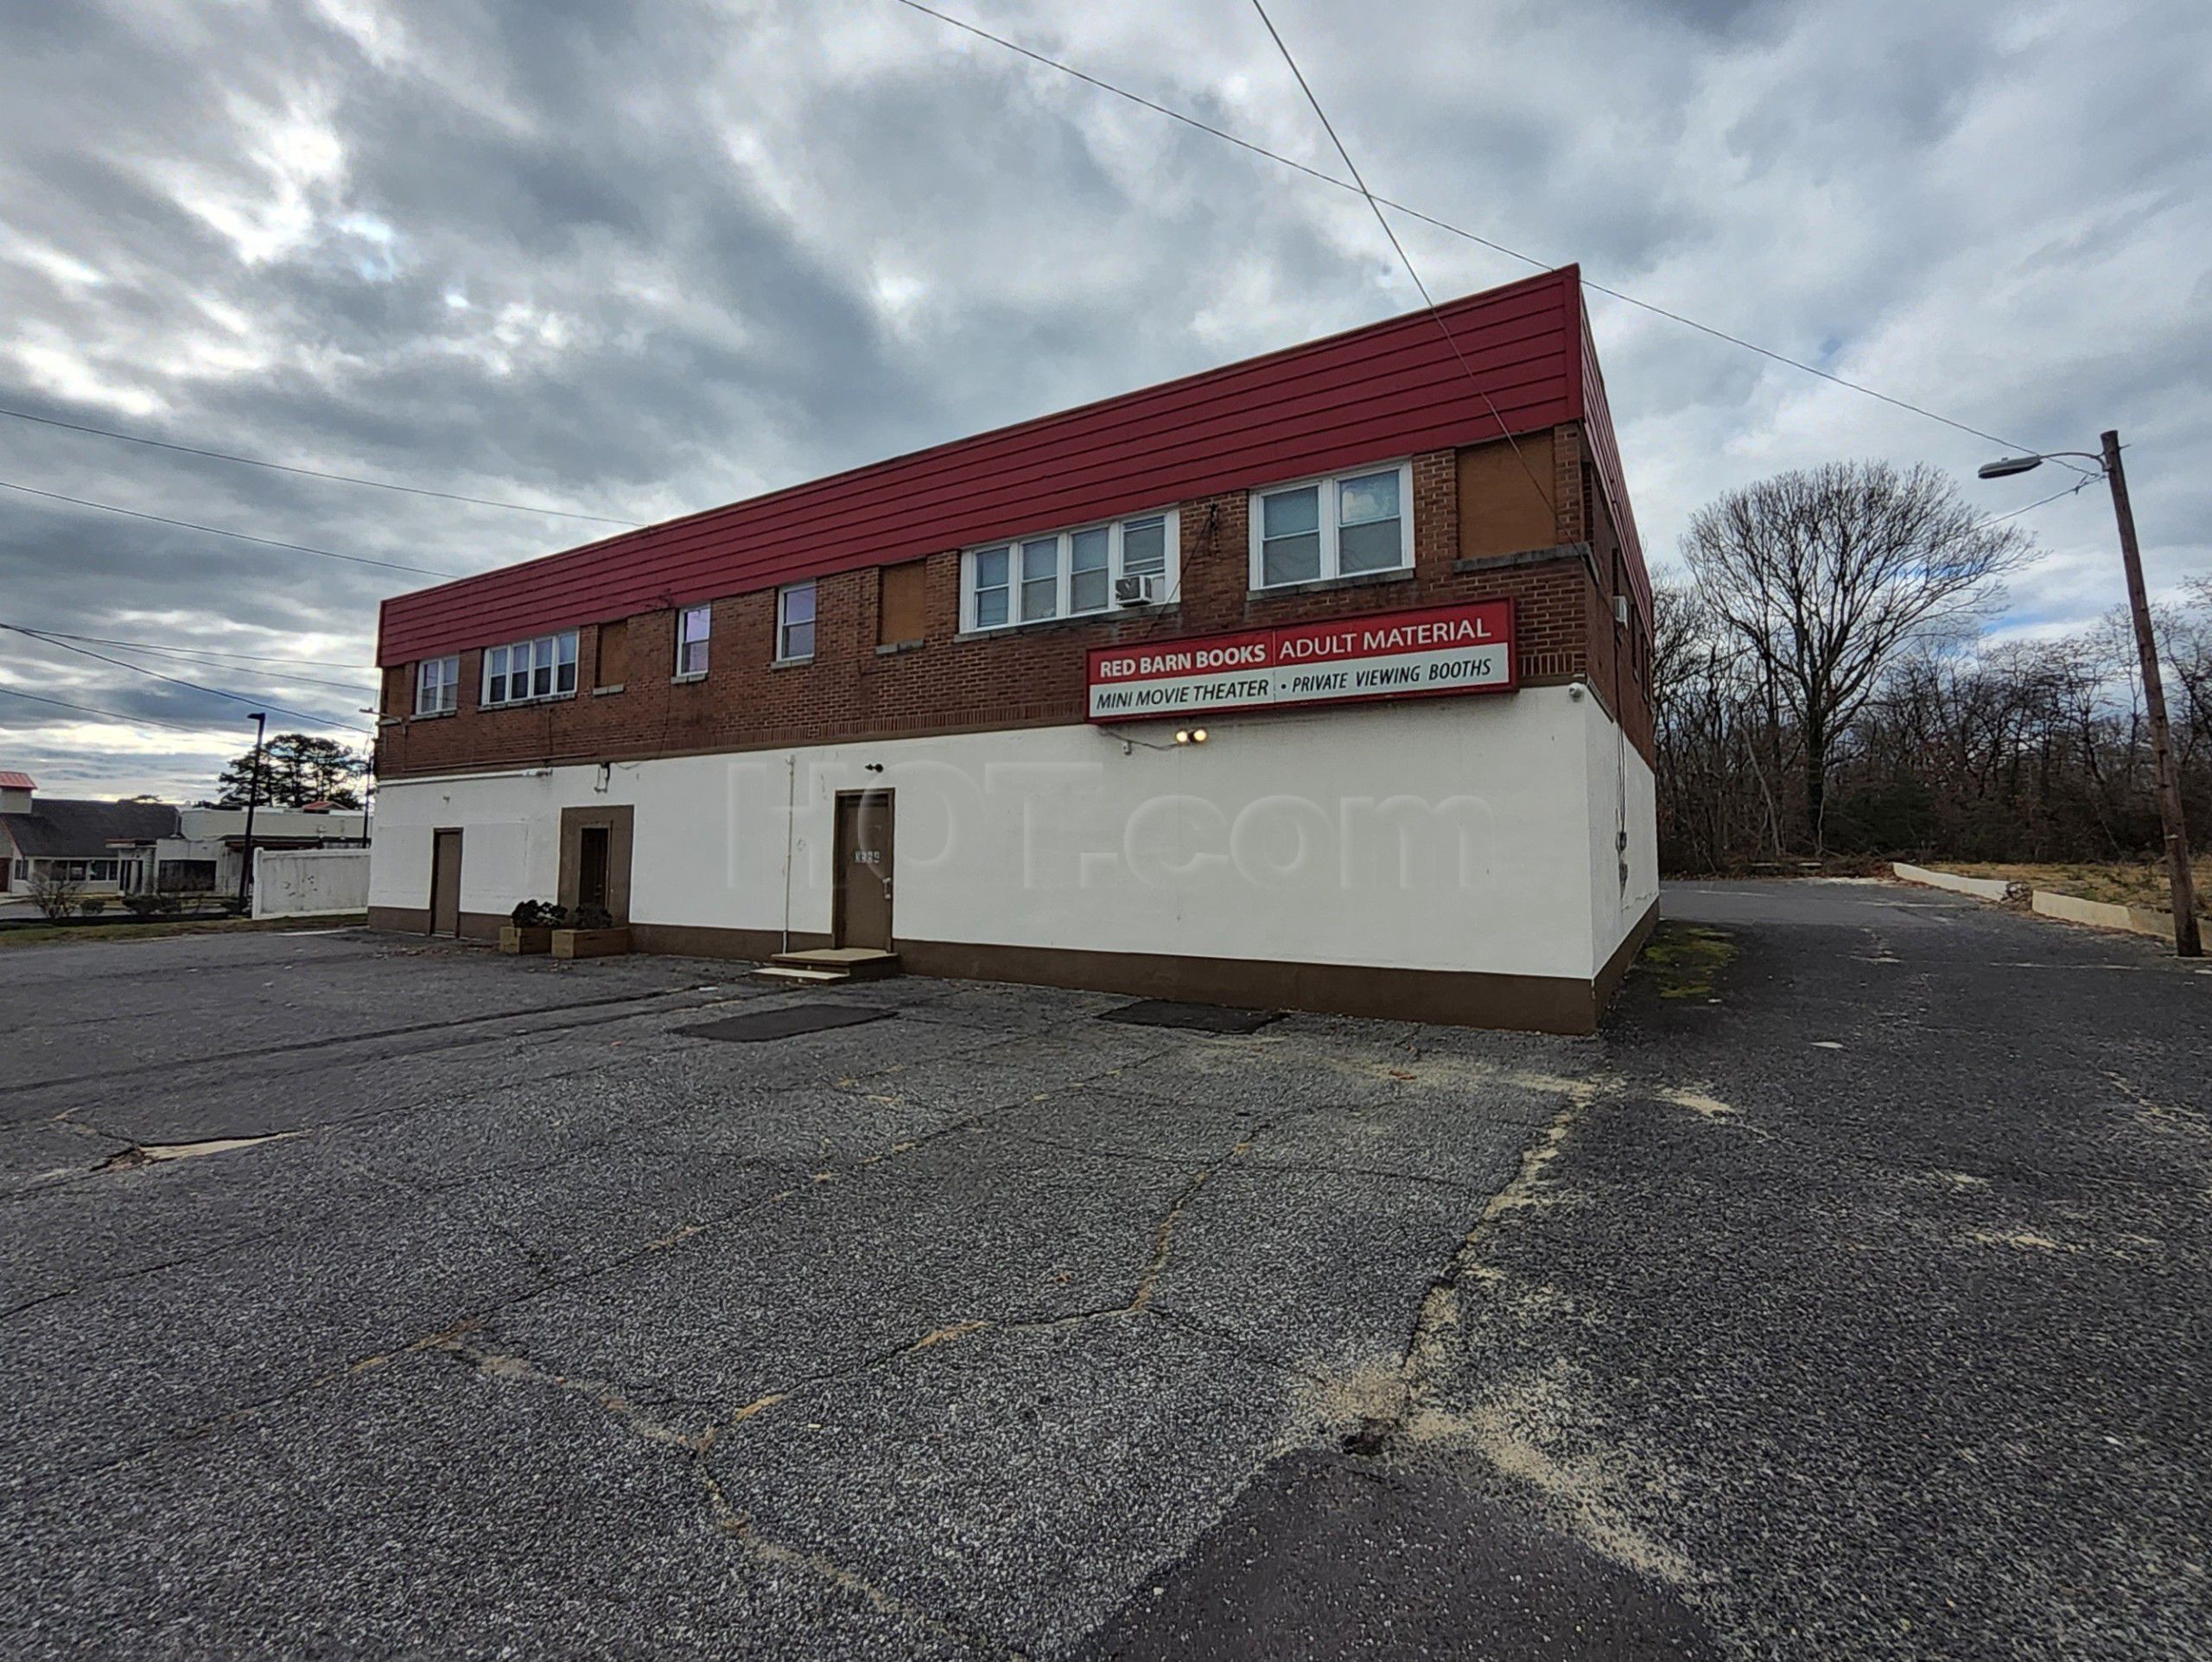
674;1004;896;1043
1098;998;1280;1034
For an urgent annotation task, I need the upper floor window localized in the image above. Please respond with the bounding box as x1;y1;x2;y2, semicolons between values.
777;582;816;662
483;631;577;707
676;605;711;677
962;510;1179;632
1249;462;1411;589
416;655;460;715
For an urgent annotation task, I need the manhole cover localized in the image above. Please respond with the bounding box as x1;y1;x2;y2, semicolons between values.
1098;999;1280;1034
674;1005;895;1043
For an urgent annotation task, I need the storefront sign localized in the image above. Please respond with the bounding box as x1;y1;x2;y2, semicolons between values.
1087;599;1516;723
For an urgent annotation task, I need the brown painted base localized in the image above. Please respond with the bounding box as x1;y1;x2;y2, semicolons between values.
367;899;1663;1034
365;905;504;942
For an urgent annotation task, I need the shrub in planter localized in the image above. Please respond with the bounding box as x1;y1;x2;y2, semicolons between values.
501;899;563;955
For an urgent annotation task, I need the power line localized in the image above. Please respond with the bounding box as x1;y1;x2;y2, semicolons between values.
889;0;2094;479
0;479;460;578
2;625;372;734
1245;0;1554;521
1985;476;2101;526
0;403;636;526
10;629;376;673
0;683;212;736
0;626;375;694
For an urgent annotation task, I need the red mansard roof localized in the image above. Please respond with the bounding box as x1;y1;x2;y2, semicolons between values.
378;266;1646;665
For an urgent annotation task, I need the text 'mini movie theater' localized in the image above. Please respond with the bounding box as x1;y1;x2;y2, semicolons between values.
368;267;1658;1033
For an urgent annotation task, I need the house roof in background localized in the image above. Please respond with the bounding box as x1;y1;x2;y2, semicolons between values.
0;798;178;858
0;772;36;790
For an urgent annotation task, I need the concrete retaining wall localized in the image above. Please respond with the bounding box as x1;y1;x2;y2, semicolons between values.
253;848;370;919
2028;889;2176;940
1891;862;2014;901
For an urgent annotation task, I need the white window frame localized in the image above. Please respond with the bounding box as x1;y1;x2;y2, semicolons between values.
416;655;460;715
675;605;712;679
959;508;1180;634
776;582;816;663
480;631;578;707
1247;460;1414;592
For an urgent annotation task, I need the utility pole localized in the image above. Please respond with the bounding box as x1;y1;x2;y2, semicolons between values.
2103;431;2201;956
238;711;267;911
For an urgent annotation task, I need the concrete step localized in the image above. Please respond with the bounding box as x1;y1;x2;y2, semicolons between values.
767;948;901;981
753;964;851;984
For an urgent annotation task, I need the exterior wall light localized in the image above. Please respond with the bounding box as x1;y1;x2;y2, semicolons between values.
1174;728;1210;745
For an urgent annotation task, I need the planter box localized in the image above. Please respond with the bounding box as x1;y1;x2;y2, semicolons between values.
500;925;554;955
552;925;630;960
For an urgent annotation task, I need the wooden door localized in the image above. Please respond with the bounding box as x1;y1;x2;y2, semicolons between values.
833;791;894;951
429;828;463;936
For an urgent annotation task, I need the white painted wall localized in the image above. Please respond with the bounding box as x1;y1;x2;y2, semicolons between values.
371;686;1652;981
1581;692;1662;970
251;847;371;918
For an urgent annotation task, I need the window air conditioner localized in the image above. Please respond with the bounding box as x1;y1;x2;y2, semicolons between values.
1115;573;1161;606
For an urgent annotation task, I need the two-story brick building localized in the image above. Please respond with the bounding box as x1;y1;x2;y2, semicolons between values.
368;266;1657;1032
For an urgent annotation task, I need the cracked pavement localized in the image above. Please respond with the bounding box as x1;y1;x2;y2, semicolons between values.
2;880;2207;1659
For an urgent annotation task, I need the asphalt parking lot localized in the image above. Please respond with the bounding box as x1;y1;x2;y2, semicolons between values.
2;881;2207;1659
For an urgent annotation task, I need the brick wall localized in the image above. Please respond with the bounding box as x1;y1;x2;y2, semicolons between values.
377;433;1653;781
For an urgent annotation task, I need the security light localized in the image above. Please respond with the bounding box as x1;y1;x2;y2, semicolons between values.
1976;455;2044;479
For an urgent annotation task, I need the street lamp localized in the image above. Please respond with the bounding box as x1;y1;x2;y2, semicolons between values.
1979;431;2200;956
237;711;267;911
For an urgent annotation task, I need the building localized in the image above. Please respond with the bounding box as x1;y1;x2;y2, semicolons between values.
368;267;1658;1032
0;772;367;899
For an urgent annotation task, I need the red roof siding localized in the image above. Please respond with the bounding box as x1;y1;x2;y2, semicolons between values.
379;266;1645;664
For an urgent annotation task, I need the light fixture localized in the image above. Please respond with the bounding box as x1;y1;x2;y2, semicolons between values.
1173;728;1210;745
1976;454;2044;479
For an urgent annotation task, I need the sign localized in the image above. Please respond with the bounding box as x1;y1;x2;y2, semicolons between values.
1086;599;1516;723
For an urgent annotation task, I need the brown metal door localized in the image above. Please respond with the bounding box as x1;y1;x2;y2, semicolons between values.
429;828;463;936
834;790;894;951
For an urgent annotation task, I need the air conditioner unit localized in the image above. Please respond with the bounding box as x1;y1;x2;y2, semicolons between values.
1613;594;1630;625
1115;573;1162;606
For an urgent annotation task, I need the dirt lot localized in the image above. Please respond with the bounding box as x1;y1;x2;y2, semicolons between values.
3;885;2207;1659
1936;856;2212;917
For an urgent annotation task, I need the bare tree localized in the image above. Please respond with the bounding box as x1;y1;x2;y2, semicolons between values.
1683;461;2031;848
27;869;84;922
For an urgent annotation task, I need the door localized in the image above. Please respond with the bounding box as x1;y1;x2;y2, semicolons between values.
578;826;610;912
558;806;633;922
834;790;894;951
429;828;463;936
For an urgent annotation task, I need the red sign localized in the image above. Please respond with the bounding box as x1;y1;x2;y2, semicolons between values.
1087;599;1516;723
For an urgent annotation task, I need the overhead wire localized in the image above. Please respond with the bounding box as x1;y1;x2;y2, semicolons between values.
0;403;636;526
8;628;377;674
0;684;211;736
888;0;2094;479
0;479;461;578
1244;0;1554;521
1;625;372;734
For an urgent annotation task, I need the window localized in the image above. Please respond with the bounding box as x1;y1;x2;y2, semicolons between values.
961;510;1179;631
676;605;711;677
777;582;816;662
416;656;459;715
482;631;578;707
1249;462;1412;589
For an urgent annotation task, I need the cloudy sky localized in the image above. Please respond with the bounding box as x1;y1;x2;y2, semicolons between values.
3;0;2206;800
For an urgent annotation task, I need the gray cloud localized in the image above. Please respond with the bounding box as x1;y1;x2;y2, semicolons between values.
2;0;2205;799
